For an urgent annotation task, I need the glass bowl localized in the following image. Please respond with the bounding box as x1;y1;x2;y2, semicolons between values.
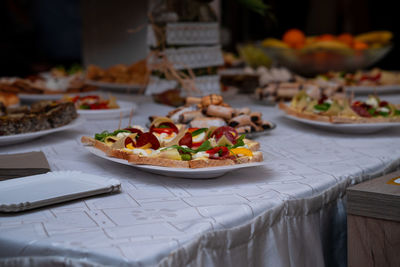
259;44;392;76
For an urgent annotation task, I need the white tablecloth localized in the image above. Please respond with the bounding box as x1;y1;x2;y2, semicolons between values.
0;94;399;267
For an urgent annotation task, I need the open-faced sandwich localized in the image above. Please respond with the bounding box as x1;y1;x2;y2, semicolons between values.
279;91;400;123
81;117;263;168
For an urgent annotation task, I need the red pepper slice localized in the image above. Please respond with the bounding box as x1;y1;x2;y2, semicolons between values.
187;127;200;133
150;122;179;134
191;141;203;148
135;132;160;149
81;95;100;101
211;126;238;144
206;146;230;159
179;132;193;147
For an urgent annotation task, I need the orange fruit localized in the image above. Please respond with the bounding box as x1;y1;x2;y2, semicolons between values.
353;40;368;50
316;34;336;41
282;29;306;49
337;33;354;47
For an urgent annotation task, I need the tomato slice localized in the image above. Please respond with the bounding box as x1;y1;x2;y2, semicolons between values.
206;146;230;159
351;101;372;118
211;126;238;144
135;132;160;149
124;128;143;136
179;132;193;147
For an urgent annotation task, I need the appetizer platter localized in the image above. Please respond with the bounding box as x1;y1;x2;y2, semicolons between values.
61;94;137;120
85;59;149;90
0;100;83;145
150;94;275;137
315;68;400;95
0;67;97;97
81;117;264;177
0;100;78;135
279;91;400;133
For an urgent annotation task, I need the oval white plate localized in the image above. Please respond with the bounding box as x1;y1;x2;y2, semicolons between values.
86;146;265;179
283;113;400;134
0;116;85;146
78;101;137;120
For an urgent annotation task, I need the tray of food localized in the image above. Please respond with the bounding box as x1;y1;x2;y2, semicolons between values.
0;66;97;100
61;94;137;120
85;59;148;91
0;100;83;145
81;118;265;178
279;91;400;133
149;94;276;138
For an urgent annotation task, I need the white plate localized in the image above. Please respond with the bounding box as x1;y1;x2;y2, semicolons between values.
283;113;400;133
345;85;400;95
0;116;85;146
0;171;121;212
77;101;137;120
19;91;97;102
86;146;265;179
85;80;145;91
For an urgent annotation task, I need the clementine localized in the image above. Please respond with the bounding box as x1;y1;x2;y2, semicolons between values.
282;29;306;49
337;33;354;47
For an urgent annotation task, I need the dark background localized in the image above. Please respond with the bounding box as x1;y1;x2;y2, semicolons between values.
0;0;398;77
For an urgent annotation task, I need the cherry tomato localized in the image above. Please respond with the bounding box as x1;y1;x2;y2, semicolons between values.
135;132;160;149
179;132;193;147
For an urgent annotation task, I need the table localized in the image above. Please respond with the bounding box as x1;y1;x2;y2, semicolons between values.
1;94;399;267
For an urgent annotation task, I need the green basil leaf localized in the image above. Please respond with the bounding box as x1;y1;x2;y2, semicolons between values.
395;110;400;116
367;108;376;116
195;140;212;152
158;124;170;128
379;111;389;117
94;130;110;142
191;128;208;137
228;134;246;149
314;103;331;111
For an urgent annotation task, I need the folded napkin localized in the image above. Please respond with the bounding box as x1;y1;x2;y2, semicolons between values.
0;151;50;180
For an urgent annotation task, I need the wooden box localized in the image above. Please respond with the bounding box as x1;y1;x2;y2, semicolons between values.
347;170;400;267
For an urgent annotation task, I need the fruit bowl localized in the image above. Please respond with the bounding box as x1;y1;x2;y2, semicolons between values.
260;44;392;77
